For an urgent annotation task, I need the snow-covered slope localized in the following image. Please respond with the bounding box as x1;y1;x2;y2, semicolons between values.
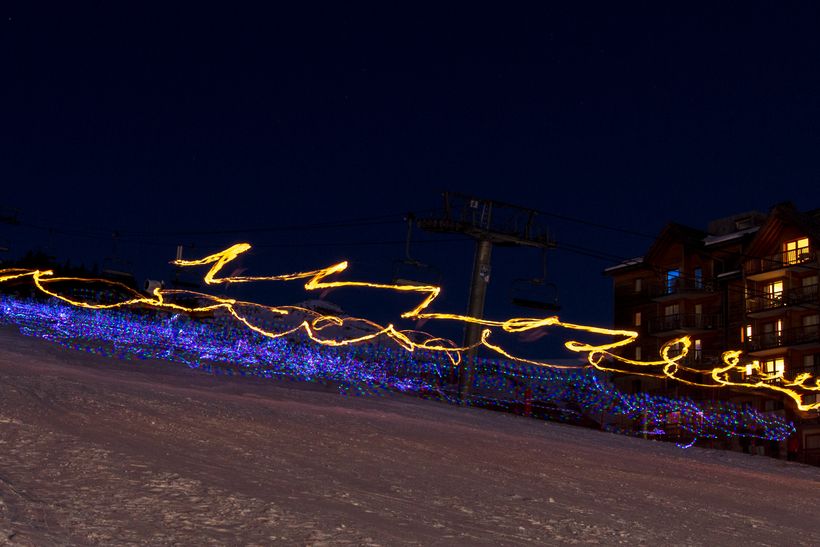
0;327;817;545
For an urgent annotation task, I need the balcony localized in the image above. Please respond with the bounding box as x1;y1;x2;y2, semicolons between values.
788;283;819;307
787;365;820;380
664;351;724;369
744;250;817;281
745;324;820;355
649;279;714;301
746;295;785;316
740;365;820;389
745;284;819;318
647;313;722;335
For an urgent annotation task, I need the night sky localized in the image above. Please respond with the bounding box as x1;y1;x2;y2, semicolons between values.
4;3;820;357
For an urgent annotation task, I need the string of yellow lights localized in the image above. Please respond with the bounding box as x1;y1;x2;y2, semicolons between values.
1;241;817;410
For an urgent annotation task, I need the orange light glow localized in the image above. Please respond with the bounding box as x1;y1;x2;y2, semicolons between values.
1;242;818;410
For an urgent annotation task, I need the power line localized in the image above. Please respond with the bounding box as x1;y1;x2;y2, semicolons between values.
7;212;426;248
531;208;657;240
252;237;465;249
8;200;820;279
124;212;423;237
10;210;426;239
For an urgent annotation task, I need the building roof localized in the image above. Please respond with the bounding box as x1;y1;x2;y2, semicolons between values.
703;226;760;246
746;202;820;259
716;269;741;280
603;256;644;273
642;222;707;264
602;202;820;277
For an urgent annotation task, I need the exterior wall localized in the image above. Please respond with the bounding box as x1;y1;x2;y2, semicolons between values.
740;223;820;421
609;241;725;398
607;207;820;462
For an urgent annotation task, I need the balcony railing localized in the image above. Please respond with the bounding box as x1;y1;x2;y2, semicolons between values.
745;324;820;352
663;351;723;368
788;284;819;305
647;313;722;334
787;365;820;379
649;279;714;298
745;250;817;276
746;295;785;314
746;284;819;313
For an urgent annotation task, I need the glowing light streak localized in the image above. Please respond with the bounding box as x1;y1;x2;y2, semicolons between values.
1;240;819;411
0;297;794;443
677;438;697;449
710;351;820;412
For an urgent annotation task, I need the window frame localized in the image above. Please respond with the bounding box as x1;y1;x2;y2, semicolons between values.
783;237;810;265
666;269;680;294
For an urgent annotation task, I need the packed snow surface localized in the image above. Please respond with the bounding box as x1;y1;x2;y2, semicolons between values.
0;328;818;545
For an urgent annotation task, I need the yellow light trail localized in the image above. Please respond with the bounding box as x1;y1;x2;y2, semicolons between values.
1;242;818;411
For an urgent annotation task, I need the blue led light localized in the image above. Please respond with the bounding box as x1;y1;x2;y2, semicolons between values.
0;296;795;445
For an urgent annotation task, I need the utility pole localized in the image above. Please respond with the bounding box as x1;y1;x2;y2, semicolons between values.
417;192;555;404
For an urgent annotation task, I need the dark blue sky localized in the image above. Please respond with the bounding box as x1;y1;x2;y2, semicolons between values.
3;3;820;356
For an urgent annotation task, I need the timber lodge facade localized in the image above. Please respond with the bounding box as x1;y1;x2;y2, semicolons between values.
605;202;820;464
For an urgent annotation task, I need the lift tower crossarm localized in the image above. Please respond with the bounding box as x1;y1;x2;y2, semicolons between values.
416;192;556;403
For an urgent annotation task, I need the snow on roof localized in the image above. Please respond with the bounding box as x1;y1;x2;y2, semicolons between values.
716;270;741;279
603;256;644;273
703;226;760;246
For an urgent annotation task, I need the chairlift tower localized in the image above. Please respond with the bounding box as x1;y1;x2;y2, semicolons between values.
417;192;556;404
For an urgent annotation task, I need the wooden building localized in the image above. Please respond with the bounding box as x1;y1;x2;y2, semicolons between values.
605;202;820;463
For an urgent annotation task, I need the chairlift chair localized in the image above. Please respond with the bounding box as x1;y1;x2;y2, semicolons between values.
511;278;561;311
511;248;560;312
392;213;442;287
394;258;442;287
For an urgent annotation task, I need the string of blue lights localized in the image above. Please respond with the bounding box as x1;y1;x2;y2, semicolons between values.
0;296;794;448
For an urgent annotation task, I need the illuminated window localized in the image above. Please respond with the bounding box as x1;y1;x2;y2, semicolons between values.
666;269;680;294
635;346;642;360
783;237;810;265
634;312;641;327
764;280;783;305
742;324;752;342
763;358;785;376
664;304;679;317
694;339;702;361
634;278;642;292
